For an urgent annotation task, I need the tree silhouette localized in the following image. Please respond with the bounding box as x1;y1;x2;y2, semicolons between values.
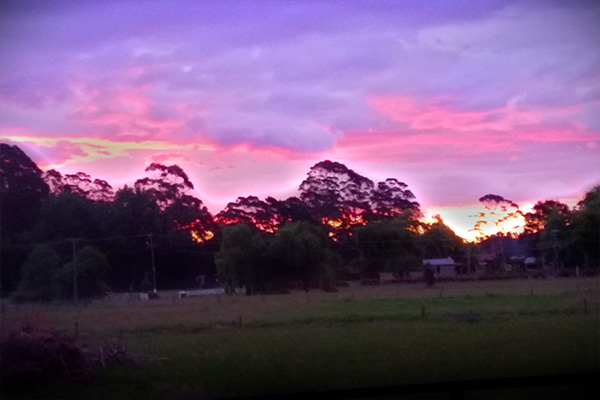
134;163;213;241
0;144;49;236
35;192;103;242
472;194;523;239
12;245;62;302
570;186;600;269
299;160;374;240
56;245;110;300
421;215;464;260
271;221;334;292
135;163;194;210
274;196;314;223
371;178;420;219
215;196;279;233
215;224;269;295
355;220;421;276
1;144;51;294
523;200;571;235
43;170;114;202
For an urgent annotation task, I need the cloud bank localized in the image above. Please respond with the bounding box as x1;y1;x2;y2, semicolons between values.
1;0;599;226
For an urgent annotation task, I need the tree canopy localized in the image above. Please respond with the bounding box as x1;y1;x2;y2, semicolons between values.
1;143;598;300
524;200;571;235
0;144;49;237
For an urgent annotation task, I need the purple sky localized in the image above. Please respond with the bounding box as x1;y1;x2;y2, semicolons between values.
1;0;599;238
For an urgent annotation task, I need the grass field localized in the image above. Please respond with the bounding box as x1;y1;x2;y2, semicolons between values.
1;277;598;399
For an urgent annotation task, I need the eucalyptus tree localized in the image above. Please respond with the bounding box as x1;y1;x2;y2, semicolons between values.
134;163;213;239
270;221;335;292
0;144;50;293
215;224;270;295
569;186;600;269
43;170;114;202
371;178;420;220
299;160;374;240
0;143;49;237
355;220;421;276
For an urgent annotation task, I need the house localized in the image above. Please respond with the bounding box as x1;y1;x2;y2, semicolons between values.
423;257;456;277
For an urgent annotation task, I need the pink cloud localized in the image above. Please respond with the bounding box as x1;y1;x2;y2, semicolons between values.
67;82;184;142
344;95;599;162
369;94;593;134
334;129;513;163
514;127;599;144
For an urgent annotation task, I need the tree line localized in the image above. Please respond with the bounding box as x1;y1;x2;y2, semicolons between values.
1;143;598;300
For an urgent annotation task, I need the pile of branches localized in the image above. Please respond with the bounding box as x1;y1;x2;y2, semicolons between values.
0;325;143;394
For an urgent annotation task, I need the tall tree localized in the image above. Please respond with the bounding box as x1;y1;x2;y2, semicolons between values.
536;211;569;268
274;196;314;224
134;163;194;210
421;215;464;259
103;186;163;291
134;163;213;240
215;196;279;233
0;144;49;236
214;224;269;295
43;170;114;202
1;144;50;293
35;192;101;242
523;200;571;235
299;160;373;240
371;178;420;219
355;220;421;276
569;186;600;269
108;186;162;236
270;221;334;292
472;194;523;239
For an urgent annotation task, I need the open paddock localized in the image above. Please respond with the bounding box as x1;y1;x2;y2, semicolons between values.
1;277;598;399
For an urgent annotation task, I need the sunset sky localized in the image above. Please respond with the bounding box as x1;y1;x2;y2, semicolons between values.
1;0;599;240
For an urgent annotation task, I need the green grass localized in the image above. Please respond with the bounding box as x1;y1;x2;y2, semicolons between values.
2;278;598;399
46;315;598;399
255;288;597;326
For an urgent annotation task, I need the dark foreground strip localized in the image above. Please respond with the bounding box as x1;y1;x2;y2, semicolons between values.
233;373;599;400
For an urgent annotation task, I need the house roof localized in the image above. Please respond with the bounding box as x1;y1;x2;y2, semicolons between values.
524;257;536;264
423;257;454;266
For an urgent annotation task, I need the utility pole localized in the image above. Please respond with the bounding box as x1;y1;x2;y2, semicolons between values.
148;234;157;294
70;239;78;303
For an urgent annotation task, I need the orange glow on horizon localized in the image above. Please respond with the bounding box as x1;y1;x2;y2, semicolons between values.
0;135;215;170
214;215;280;234
422;204;532;243
175;218;215;243
190;229;214;243
321;212;368;241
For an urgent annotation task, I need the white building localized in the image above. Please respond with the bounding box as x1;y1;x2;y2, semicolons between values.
423;257;456;277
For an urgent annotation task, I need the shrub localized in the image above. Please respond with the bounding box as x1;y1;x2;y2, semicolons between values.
0;320;142;395
11;245;61;302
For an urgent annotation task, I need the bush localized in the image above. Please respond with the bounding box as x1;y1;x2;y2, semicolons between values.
55;246;110;300
0;319;143;395
580;267;598;277
0;330;88;392
11;245;61;302
557;268;575;278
